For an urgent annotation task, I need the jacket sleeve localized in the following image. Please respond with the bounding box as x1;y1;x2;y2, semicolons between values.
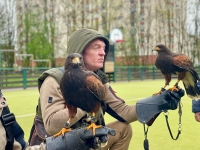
40;76;86;135
192;100;200;113
104;83;137;123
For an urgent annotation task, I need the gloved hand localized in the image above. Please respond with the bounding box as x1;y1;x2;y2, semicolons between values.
136;87;185;126
45;126;116;150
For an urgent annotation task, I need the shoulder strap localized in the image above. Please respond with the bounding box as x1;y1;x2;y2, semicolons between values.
1;106;27;150
13;121;27;149
1;106;14;150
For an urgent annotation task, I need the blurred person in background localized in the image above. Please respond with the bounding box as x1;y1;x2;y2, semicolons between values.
192;82;200;122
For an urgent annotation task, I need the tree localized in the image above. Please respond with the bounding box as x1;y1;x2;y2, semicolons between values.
20;0;55;67
0;0;15;67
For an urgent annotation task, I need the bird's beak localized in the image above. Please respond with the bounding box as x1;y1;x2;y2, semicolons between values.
152;46;160;51
72;57;80;64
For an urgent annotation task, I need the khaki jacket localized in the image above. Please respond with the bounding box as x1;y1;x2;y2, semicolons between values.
40;76;137;135
0;94;46;150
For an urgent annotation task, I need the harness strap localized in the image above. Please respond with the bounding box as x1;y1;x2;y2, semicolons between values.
1;106;15;150
1;106;27;150
13;121;27;149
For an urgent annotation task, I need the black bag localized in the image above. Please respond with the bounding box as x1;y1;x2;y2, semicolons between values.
28;115;50;146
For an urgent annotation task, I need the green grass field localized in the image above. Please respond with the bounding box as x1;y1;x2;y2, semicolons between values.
2;79;200;150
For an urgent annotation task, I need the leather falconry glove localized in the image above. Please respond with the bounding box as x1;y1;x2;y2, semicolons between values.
45;126;116;150
136;87;185;126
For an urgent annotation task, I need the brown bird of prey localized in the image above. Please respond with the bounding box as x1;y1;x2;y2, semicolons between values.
152;43;200;100
54;53;106;137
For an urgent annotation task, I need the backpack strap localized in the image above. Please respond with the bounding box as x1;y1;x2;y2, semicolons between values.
1;106;27;150
1;106;15;150
13;121;27;149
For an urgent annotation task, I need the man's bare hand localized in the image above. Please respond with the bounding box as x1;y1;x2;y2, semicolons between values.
194;112;200;122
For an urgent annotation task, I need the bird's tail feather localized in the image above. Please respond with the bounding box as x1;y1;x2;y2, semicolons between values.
190;69;200;80
86;107;105;126
94;107;105;126
183;71;200;100
184;84;200;100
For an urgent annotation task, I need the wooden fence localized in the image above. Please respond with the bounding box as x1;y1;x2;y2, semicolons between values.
1;66;200;89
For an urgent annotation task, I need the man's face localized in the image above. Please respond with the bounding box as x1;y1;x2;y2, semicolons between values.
82;39;106;71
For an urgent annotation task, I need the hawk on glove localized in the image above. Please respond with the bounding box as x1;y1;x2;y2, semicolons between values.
54;53;106;138
152;43;200;100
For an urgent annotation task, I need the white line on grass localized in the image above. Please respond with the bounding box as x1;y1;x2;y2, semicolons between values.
5;94;39;98
16;113;35;118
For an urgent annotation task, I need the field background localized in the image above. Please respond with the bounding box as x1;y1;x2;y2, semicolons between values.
2;79;200;150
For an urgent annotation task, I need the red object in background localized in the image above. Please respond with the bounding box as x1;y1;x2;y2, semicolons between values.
115;39;125;43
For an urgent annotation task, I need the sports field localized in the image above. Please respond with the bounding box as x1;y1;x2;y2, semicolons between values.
2;79;200;150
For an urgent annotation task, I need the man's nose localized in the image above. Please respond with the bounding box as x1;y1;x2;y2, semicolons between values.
99;48;106;55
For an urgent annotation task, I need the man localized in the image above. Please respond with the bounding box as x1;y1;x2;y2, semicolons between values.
193;100;200;122
192;82;200;122
0;90;115;150
29;28;184;150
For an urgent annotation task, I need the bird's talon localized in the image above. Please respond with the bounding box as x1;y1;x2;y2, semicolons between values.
53;128;72;138
169;86;178;91
153;91;162;96
153;87;166;96
86;122;102;136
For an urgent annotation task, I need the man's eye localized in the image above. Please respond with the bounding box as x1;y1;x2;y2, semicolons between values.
93;46;99;49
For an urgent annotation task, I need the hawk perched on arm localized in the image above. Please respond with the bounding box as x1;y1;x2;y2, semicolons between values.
152;43;200;100
54;53;106;137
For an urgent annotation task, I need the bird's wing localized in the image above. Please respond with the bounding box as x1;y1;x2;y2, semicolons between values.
86;75;106;101
173;53;199;79
173;54;193;70
84;74;106;116
172;53;200;99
